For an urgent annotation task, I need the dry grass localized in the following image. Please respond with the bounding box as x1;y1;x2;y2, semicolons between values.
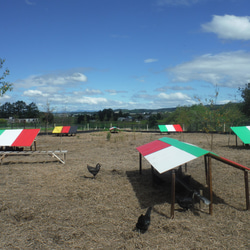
0;131;249;249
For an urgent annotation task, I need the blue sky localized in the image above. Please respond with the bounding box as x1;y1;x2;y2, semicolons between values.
1;0;250;112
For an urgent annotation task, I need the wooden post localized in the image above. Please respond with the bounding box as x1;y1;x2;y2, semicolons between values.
208;156;213;215
139;153;142;175
244;170;249;210
236;135;238;147
171;170;176;219
185;163;187;173
204;155;208;185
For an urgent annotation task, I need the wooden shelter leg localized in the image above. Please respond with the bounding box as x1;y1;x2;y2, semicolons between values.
236;135;238;147
204;155;208;185
244;170;249;210
208;156;213;215
171;170;176;219
139;153;142;175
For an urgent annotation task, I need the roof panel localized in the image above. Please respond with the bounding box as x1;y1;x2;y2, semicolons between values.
159;137;210;157
145;146;196;174
137;137;211;174
61;126;70;133
12;129;40;147
52;126;63;134
230;126;250;144
0;129;23;146
136;140;170;156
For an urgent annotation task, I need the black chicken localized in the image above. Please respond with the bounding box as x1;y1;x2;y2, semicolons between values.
176;195;193;211
87;163;101;178
136;207;152;233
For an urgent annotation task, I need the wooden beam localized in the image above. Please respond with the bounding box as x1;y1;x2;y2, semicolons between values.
208;156;213;215
244;170;250;210
139;153;142;175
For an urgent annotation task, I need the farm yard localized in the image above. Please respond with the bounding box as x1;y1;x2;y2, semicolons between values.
0;131;249;249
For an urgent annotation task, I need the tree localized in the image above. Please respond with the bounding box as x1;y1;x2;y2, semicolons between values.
239;83;250;117
0;58;13;96
26;102;40;118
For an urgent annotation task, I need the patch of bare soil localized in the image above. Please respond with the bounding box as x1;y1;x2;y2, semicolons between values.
0;131;249;249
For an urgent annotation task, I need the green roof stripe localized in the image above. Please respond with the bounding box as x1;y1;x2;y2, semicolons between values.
0;130;5;135
230;126;250;144
158;125;168;132
159;137;211;157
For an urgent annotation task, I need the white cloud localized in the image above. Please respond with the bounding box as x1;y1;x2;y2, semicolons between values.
23;89;49;97
144;58;158;63
83;88;103;95
167;51;250;87
25;0;36;5
201;15;250;40
76;96;108;105
157;0;201;6
158;92;192;101
105;89;127;95
16;72;87;88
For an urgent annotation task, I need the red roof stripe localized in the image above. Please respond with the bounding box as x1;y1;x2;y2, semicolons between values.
136;140;170;156
12;129;40;147
61;126;71;133
220;156;250;171
173;124;183;132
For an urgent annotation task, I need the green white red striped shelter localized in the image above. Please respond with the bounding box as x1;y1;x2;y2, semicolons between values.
230;126;250;144
158;124;183;133
0;129;40;147
137;137;212;174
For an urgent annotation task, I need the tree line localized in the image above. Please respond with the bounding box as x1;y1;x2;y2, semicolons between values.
0;101;40;119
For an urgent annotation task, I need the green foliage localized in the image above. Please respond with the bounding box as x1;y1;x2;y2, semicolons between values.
0;58;13;97
0;118;7;125
148;115;158;128
239;83;250;117
106;131;111;141
0;101;40;118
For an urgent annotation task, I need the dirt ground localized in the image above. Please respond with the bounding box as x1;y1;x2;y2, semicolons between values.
0;131;249;249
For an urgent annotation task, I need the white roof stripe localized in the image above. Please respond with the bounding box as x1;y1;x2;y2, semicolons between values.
0;129;23;146
144;146;196;174
165;125;175;131
246;126;250;131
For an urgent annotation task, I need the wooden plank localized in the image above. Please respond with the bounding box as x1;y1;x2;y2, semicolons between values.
0;150;67;164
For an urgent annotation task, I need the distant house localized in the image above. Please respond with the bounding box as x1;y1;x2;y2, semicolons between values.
118;117;126;122
8;117;39;124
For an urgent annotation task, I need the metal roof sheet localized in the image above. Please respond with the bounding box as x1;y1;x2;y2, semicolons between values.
137;137;211;174
230;126;250;144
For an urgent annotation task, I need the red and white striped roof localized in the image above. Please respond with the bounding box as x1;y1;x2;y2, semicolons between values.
0;129;40;147
137;137;211;174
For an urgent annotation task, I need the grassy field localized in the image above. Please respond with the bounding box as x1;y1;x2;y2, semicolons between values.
0;131;249;249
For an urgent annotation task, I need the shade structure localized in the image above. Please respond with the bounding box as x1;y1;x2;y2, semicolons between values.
52;126;77;135
136;137;211;174
109;126;120;132
230;126;250;144
0;129;40;147
158;124;183;133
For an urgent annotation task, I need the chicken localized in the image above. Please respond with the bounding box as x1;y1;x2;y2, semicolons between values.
176;195;193;211
87;163;101;178
136;207;152;233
